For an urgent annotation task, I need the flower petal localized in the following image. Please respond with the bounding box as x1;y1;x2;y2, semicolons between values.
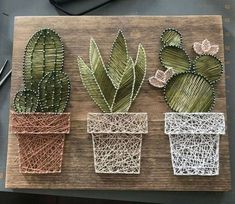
201;39;211;53
149;76;165;88
209;45;219;55
155;70;165;82
165;68;174;81
193;42;204;55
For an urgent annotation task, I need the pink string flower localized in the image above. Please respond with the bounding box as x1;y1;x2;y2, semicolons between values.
193;39;219;56
149;68;174;88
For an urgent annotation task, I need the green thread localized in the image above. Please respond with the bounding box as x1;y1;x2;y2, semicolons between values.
13;28;70;113
77;30;147;113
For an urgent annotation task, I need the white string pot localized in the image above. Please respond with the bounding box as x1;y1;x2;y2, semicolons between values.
87;112;148;174
165;112;225;176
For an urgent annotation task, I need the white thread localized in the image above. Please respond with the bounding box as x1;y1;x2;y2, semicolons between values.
168;134;220;176
165;112;225;176
88;113;148;174
88;113;148;134
165;113;225;134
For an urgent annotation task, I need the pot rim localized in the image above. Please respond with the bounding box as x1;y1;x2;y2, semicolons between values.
11;111;71;134
87;112;148;134
164;112;225;135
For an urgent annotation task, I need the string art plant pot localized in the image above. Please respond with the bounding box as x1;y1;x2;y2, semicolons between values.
11;112;70;174
165;112;225;176
87;113;148;174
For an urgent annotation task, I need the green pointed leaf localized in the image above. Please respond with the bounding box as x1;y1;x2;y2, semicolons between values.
112;58;135;112
77;56;111;112
107;30;128;88
160;46;191;73
132;44;146;101
89;38;116;105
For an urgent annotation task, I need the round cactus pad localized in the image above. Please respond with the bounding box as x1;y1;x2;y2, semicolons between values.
164;73;215;112
161;29;182;47
160;46;191;73
194;55;223;83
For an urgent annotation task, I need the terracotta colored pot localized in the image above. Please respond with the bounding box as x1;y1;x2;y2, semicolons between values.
11;112;70;174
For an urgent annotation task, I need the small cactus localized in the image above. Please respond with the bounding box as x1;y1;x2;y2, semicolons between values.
13;28;70;113
149;28;223;112
14;90;38;112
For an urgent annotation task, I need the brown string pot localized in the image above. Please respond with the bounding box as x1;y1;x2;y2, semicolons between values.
10;112;70;174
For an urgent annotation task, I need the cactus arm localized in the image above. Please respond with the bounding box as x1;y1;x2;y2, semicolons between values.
38;71;70;112
13;90;38;113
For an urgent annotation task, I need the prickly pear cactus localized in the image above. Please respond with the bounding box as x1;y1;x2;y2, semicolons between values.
149;28;223;112
13;28;70;113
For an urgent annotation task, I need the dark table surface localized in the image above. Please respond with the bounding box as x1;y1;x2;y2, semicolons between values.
0;0;234;203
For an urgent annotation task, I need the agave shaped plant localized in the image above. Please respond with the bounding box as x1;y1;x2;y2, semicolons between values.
77;30;148;174
77;30;146;113
149;28;225;176
11;28;71;174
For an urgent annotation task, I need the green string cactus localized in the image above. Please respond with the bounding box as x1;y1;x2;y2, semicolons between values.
38;71;70;112
13;28;70;113
77;30;147;113
149;28;223;112
14;90;38;113
23;29;64;91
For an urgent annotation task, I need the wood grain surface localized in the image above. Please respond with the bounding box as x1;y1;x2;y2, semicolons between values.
5;16;231;191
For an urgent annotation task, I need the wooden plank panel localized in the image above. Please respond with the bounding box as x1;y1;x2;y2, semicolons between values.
5;16;231;191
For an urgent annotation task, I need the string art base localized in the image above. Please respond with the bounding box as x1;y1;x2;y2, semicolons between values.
11;112;70;174
165;113;225;176
87;113;148;174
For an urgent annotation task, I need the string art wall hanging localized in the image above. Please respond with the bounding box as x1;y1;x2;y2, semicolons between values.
149;28;225;176
11;28;71;174
77;30;148;174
